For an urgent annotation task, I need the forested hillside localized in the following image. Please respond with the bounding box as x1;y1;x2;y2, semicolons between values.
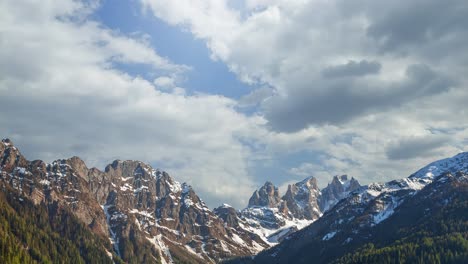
0;189;122;264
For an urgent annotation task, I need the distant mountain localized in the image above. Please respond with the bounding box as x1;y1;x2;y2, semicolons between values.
240;153;468;264
214;174;361;247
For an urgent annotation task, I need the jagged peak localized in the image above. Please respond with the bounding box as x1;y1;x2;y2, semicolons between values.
106;159;147;169
261;181;276;188
1;138;13;146
248;181;281;208
181;182;192;194
66;156;87;167
1;138;21;154
296;176;318;187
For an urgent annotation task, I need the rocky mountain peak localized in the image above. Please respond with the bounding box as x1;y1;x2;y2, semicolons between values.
298;176;319;189
214;204;239;227
319;174;361;212
1;138;13;145
65;156;89;181
331;174;347;184
248;181;281;208
282;176;321;220
0;138;28;173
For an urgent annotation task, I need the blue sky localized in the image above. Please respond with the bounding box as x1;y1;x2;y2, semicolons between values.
1;0;467;208
94;0;253;99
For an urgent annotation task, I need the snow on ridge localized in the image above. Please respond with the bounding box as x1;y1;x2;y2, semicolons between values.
410;152;468;180
372;195;402;225
147;235;174;264
101;205;121;257
167;179;182;193
239;206;313;247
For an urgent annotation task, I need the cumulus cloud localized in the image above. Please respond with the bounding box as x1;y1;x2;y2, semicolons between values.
142;0;468;131
140;0;468;190
238;86;274;107
385;135;453;160
263;64;455;131
0;0;263;208
322;60;381;78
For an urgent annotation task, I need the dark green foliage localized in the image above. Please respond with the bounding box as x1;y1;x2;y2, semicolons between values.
335;180;468;264
336;234;468;264
117;226;161;264
0;191;121;264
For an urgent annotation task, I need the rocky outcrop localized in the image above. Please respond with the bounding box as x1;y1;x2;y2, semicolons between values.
248;181;281;208
214;204;240;227
282;177;321;220
319;175;361;212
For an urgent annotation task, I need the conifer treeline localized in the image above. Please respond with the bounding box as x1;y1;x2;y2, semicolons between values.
0;191;123;264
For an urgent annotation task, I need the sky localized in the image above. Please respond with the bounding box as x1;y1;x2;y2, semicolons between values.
1;0;467;209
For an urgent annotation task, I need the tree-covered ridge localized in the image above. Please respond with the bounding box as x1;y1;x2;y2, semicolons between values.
335;234;468;264
0;189;123;264
335;174;468;264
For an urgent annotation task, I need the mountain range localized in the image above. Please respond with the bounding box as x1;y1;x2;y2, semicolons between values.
1;138;467;263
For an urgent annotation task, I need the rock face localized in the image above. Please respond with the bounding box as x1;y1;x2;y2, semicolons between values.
319;175;361;212
0;139;269;263
282;176;321;219
248;181;281;208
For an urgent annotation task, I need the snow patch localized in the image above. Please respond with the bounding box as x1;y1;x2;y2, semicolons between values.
322;231;337;241
39;179;50;185
147;235;174;264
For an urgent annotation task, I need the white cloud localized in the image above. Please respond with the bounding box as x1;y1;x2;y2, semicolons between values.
142;0;468;189
0;0;264;208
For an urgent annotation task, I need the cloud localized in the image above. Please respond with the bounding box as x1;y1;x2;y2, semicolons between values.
263;64;455;131
385;135;453;160
322;60;381;78
141;0;468;196
142;0;468;132
0;0;264;208
366;0;468;55
154;76;176;89
238;86;274;107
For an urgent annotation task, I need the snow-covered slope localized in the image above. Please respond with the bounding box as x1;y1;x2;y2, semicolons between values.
410;152;468;180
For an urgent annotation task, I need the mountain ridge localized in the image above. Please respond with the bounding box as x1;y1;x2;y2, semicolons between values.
2;138;467;263
242;152;468;264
